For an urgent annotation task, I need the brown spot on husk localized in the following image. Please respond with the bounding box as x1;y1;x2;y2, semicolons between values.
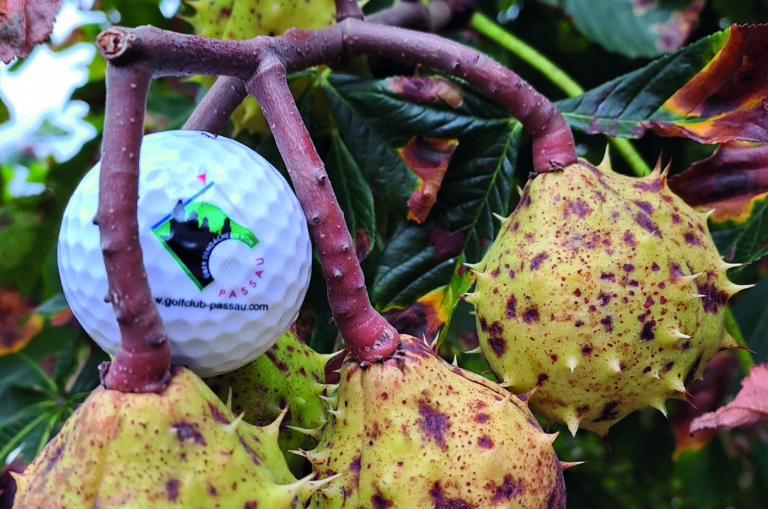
523;307;540;323
490;474;524;503
684;232;701;245
506;295;517;318
487;329;508;357
478;434;494;448
208;402;230;424
173;422;206;445
531;252;549;270
696;281;729;313
640;320;657;341
429;481;472;509
634;212;662;237
417;401;450;449
600;316;614;332
633;178;664;192
564;199;592;218
634;200;654;214
372;489;394;509
265;349;289;372
593;401;620;422
475;413;490;423
166;479;180;501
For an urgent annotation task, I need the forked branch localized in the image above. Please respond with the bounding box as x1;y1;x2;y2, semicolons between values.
95;1;577;390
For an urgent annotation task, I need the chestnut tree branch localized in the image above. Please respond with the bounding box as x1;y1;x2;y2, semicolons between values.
246;58;400;362
183;76;247;132
100;22;575;172
94;1;578;381
335;0;364;22
97;63;171;392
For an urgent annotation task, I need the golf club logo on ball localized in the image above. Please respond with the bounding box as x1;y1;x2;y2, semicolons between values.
151;181;259;290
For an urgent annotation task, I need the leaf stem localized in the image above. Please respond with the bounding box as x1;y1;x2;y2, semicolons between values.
470;12;651;176
724;306;755;374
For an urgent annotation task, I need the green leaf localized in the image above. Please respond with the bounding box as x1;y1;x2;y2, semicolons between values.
0;397;56;463
710;195;768;266
374;122;523;309
731;272;768;360
0;97;9;123
323;75;419;215
321;74;522;310
547;0;704;58
324;74;513;218
326;129;376;257
557;25;768;144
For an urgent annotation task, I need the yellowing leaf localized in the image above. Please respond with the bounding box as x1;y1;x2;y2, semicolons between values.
399;137;458;223
0;288;41;356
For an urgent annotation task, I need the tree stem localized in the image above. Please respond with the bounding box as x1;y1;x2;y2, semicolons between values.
470;12;651;176
97;64;171;392
94;1;579;373
246;58;400;363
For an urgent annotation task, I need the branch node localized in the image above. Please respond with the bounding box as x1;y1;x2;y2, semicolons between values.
97;27;141;60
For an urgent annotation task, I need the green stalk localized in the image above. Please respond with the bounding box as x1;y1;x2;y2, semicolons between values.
470;12;652;177
724;306;755;374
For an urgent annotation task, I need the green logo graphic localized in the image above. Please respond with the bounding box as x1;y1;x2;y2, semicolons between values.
151;182;258;290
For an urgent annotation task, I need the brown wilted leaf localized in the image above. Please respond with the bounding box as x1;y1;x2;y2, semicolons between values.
386;76;464;108
668;142;768;221
690;362;768;432
0;288;42;356
0;460;26;509
398;136;458;223
650;25;768;144
0;0;62;63
647;0;704;53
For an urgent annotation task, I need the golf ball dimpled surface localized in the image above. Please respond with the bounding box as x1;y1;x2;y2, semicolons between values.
58;130;312;377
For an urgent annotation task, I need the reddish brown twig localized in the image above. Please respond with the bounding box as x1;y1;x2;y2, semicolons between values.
94;1;577;386
96;64;171;392
247;57;400;363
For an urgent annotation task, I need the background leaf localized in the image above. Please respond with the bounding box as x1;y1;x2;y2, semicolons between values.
709;195;768;266
0;0;63;63
557;25;768;144
543;0;704;58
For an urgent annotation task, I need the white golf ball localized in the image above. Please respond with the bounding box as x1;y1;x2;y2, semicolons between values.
58;130;312;376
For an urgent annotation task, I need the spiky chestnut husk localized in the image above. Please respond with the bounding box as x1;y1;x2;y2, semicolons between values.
467;155;746;436
13;367;317;508
302;335;567;508
206;328;335;476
